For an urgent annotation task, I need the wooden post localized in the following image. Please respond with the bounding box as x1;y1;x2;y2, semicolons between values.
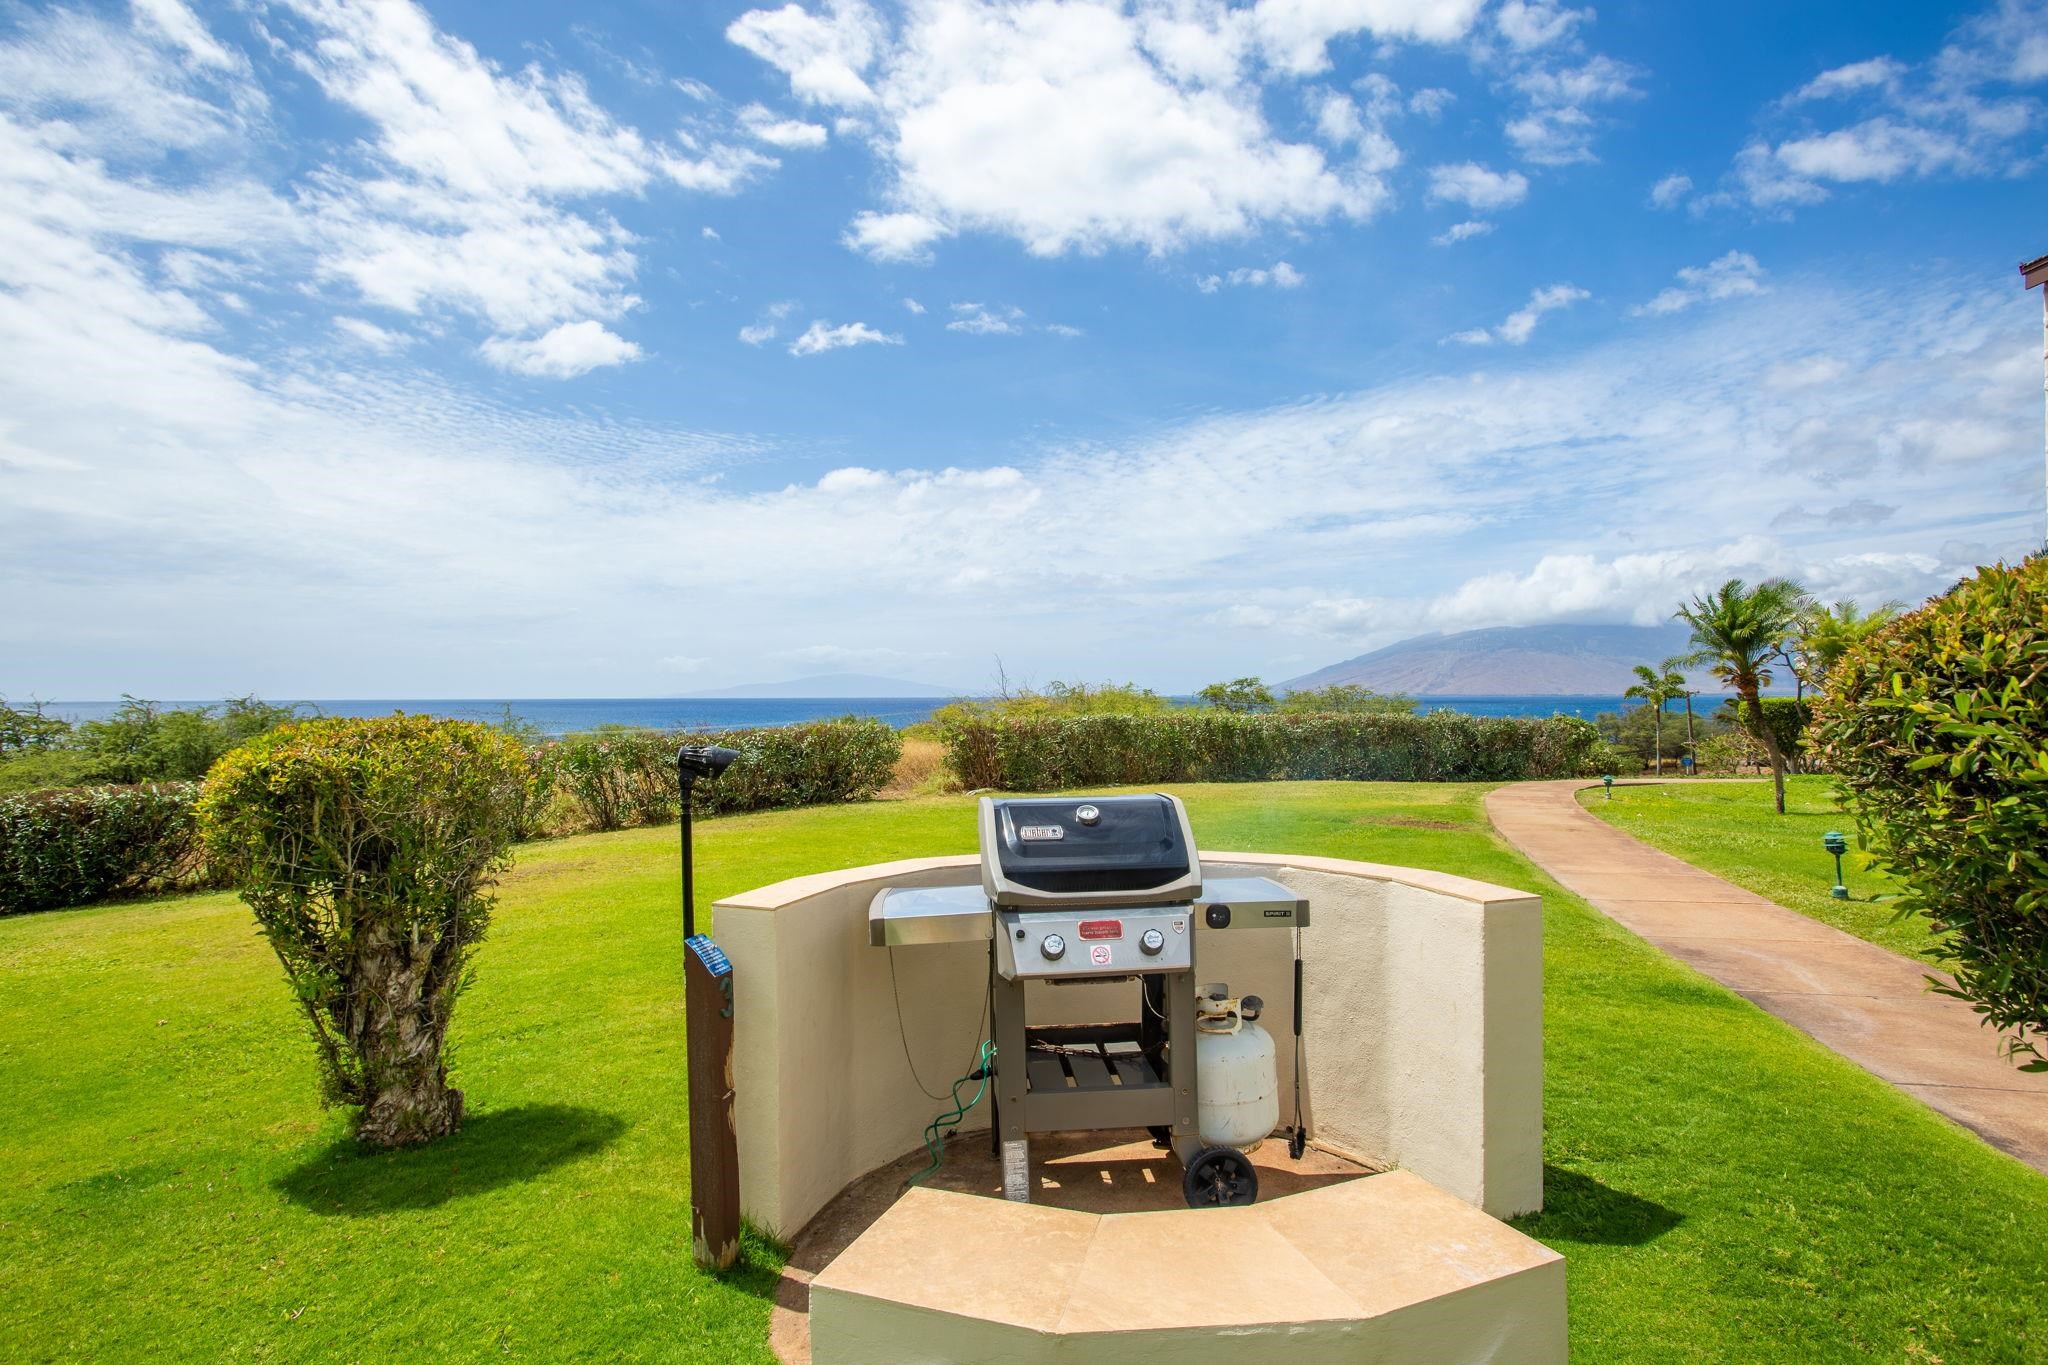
686;933;741;1269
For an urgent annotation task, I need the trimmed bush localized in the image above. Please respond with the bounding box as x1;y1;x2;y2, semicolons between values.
0;784;208;915
938;710;1600;791
198;716;527;1146
1753;698;1815;764
1814;555;2048;1064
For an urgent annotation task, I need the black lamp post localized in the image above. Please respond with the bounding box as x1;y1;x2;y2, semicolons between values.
676;743;740;1269
1822;830;1850;900
677;744;740;941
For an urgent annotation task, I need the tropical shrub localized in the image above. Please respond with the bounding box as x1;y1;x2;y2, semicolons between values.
1275;684;1416;715
0;784;208;915
1198;677;1277;712
198;716;527;1146
75;696;306;783
929;679;1172;730
938;710;1599;790
1814;555;2048;1064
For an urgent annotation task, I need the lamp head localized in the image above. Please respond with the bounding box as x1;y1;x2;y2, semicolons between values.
677;744;741;783
1822;830;1849;857
1602;774;1614;788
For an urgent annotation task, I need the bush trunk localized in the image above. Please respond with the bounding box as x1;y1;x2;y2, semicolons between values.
344;922;467;1147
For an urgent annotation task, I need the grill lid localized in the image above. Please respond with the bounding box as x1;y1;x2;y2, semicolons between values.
978;793;1201;909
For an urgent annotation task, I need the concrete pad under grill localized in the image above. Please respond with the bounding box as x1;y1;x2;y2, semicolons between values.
805;1167;1563;1365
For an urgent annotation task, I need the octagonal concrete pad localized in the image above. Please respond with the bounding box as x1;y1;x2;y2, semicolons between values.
809;1171;1564;1363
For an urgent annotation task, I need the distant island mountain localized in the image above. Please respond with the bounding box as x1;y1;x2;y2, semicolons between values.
1282;623;1700;696
678;672;958;699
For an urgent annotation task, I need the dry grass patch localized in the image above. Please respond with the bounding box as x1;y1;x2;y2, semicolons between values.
878;737;953;799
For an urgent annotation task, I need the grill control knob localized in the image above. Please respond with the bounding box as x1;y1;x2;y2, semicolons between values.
1139;928;1165;955
1075;804;1100;825
1040;933;1067;961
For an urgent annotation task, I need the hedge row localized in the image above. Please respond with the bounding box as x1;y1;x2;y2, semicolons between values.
939;710;1602;790
0;784;213;915
532;719;903;835
1;719;902;914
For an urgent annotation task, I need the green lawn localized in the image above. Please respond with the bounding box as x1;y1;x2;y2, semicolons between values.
1581;776;1945;964
4;782;2045;1361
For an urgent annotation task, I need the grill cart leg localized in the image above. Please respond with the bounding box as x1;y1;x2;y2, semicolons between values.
1166;969;1204;1166
993;973;1030;1201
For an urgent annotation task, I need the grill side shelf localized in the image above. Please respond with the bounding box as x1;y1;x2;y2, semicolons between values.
868;885;992;947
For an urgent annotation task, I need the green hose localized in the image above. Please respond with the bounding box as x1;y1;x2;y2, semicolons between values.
907;1040;998;1186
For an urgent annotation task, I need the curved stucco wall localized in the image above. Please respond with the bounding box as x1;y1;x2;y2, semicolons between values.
713;851;1542;1240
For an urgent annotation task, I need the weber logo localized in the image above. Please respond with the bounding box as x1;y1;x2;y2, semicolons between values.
1018;825;1065;841
1263;908;1293;918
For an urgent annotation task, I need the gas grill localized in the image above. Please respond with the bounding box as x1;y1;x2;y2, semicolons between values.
871;793;1309;1206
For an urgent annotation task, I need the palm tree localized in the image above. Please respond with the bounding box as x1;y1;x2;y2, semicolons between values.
1799;598;1904;687
1663;655;1700;775
1676;577;1810;814
1622;661;1686;775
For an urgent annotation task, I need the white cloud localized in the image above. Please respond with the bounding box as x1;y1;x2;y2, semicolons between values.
725;0;885;107
1501;54;1642;164
1408;86;1455;118
132;0;249;75
902;297;926;314
738;322;778;346
787;319;902;355
947;302;1026;335
1424;539;1952;634
1199;261;1306;291
1427;162;1529;210
1763;355;1848;391
662;139;780;192
255;0;788;365
1495;0;1591;51
843;210;950;262
334;316;410;352
1449;282;1588;344
1716;3;2048;212
1790;57;1906;102
1647;172;1691;208
1044;322;1084;338
1634;251;1768;316
736;0;1400;259
701;225;721;240
1252;0;1488;75
1432;219;1493;246
479;320;641;378
737;102;830;148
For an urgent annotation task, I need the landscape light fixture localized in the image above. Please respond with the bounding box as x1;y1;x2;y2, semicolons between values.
1602;774;1614;800
675;742;741;1269
677;743;740;940
1822;830;1850;900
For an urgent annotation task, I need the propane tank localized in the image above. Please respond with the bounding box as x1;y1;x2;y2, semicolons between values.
1193;985;1280;1150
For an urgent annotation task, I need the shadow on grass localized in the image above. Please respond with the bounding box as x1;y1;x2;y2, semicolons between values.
1513;1164;1683;1247
276;1103;627;1216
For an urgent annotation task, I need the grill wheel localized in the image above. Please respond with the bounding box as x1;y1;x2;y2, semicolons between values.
1182;1145;1259;1208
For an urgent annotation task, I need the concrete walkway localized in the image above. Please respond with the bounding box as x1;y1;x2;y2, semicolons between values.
1486;779;2048;1174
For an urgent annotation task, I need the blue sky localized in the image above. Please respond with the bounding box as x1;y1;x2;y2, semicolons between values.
2;0;2045;697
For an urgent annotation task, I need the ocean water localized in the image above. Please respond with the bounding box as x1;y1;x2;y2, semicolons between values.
44;694;1672;737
